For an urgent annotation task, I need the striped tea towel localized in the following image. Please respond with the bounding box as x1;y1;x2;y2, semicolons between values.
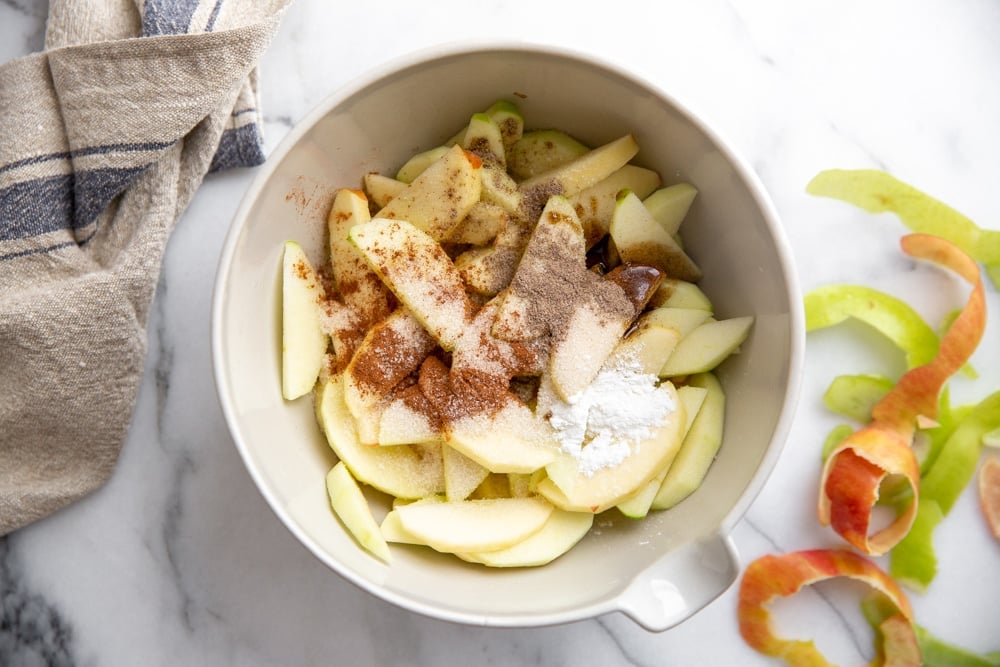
0;0;291;534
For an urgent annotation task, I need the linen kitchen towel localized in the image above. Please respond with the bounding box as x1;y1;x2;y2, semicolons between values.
0;0;291;534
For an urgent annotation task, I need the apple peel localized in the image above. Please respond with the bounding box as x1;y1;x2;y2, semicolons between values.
818;234;986;555
980;456;1000;541
738;549;917;667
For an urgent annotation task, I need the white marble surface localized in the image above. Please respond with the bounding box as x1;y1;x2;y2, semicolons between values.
3;1;1000;664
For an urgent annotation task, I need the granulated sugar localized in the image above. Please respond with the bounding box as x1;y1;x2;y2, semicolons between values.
547;353;675;476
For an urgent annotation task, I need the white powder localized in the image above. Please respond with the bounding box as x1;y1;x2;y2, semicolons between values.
547;354;675;477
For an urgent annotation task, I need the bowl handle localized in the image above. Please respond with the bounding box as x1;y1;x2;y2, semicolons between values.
615;531;740;632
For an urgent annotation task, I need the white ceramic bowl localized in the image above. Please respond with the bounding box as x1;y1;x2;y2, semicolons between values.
212;42;804;631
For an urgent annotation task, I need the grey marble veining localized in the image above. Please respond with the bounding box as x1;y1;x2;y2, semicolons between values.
3;0;1000;665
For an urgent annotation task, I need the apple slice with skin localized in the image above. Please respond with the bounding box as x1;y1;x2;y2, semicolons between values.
327;189;391;328
375;144;482;241
326;461;391;562
392;497;553;553
281;241;328;400
350;218;476;350
569;164;661;247
610;189;702;282
643;183;698;235
648;279;713;311
396;145;450;183
458;509;594;567
617;383;708;518
651;372;725;510
318;376;445;499
518;134;640;220
508;129;590;181
363;172;406;209
659;316;753;377
541;382;686;513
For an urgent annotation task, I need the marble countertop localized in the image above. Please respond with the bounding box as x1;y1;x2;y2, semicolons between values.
3;1;999;664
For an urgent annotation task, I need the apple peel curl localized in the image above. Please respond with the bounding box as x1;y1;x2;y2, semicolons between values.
738;549;918;667
818;234;986;556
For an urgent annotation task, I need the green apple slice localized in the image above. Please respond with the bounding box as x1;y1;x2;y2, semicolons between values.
454;245;521;297
648;279;714;311
642;183;698;235
542;382;686;512
325;461;391;562
508;129;590;181
350;218;476;350
651;372;725;510
569;164;662;247
443;444;491;501
643;306;712;339
281;240;328;400
375;144;482;241
393;496;553;553
396;145;450;183
363;172;407;209
518;134;640;218
327;189;391;326
458;508;594;567
659;316;753;377
550;302;632;400
318;376;445;499
616;383;707;518
610;189;701;282
463;112;506;167
447;100;524;154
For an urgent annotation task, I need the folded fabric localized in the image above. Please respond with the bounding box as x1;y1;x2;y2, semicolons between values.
0;0;291;534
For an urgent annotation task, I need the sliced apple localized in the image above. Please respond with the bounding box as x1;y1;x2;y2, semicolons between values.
318;376;445;499
518;134;640;219
281;240;328;400
659;316;754;377
454;245;522;297
644;306;712;338
377;387;441;445
446;201;508;246
363;172;407;208
617;383;708;518
542;382;686;512
605;320;682;376
508;129;590;181
651;372;725;510
550;302;632;400
326;461;391;562
396;145;450;183
393;496;553;553
327;189;391;326
458;509;594;567
447;100;524;155
447;401;556;474
569;164;661;247
610;189;702;281
350;218;476;350
643;183;698;235
343;308;436;444
443;444;491;501
648;279;714;311
375;144;482;241
379;509;421;545
462;112;506;167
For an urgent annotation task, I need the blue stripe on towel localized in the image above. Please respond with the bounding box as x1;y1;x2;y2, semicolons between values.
209;123;265;173
0;166;146;243
205;0;225;32
0;141;174;178
143;0;202;36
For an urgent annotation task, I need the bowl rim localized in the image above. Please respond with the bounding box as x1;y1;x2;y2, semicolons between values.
211;38;805;628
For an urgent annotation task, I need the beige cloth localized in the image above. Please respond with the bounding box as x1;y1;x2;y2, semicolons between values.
0;0;291;534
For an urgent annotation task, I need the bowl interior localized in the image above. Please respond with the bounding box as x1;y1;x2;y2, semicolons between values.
213;44;802;627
